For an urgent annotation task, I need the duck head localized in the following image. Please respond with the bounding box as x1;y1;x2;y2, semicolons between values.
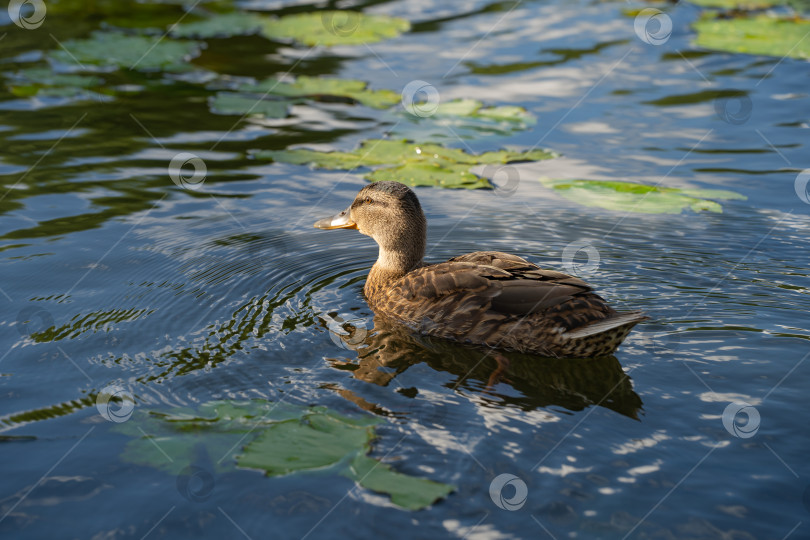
314;181;427;277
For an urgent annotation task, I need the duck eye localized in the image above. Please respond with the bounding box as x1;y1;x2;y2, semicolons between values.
364;197;373;205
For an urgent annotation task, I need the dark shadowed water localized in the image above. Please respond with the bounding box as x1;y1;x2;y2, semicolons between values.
1;1;809;539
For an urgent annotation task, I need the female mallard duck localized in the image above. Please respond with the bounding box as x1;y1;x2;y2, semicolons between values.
315;181;645;358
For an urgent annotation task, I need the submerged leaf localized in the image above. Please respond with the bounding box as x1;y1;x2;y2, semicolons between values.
114;400;452;510
49;31;201;71
261;11;410;47
539;178;746;214
693;15;810;59
345;455;455;511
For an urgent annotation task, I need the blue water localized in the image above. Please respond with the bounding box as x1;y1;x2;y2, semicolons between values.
1;1;809;539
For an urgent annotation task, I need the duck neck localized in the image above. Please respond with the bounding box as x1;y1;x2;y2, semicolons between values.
365;243;425;301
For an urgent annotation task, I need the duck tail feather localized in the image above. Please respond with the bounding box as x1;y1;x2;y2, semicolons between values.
562;311;648;340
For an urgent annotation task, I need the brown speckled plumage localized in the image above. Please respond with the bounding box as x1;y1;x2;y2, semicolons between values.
315;181;646;358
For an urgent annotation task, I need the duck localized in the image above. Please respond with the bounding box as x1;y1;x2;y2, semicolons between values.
314;181;646;358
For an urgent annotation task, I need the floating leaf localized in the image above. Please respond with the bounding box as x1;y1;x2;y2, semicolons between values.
368;162;491;189
261;11;410;46
255;148;368;169
687;0;784;8
209;92;289;117
539;178;746;214
8;67;104;98
255;139;556;189
170;12;265;38
694;15;810;59
242;76;400;109
49;31;201;71
114;400;453;510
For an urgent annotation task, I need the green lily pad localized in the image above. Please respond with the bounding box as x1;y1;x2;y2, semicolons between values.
687;0;785;8
539;178;747;214
433;99;535;123
49;31;201;71
209;92;289;117
242;76;400;109
261;11;410;46
170;11;264;38
694;15;810;59
368;162;492;189
255;139;556;189
8;67;104;98
114;400;453;510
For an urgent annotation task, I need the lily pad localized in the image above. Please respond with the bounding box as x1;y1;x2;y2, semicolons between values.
433;99;535;123
242;76;400;109
209;92;289;117
170;12;264;38
49;31;201;71
687;0;785;8
694;15;810;59
368;162;491;189
539;178;747;214
255;139;556;189
114;400;453;510
261;11;410;47
8;67;104;98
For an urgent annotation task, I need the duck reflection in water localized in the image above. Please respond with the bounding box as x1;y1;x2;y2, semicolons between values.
322;313;643;421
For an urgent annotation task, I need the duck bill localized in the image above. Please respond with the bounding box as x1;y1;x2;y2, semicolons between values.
313;207;357;230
